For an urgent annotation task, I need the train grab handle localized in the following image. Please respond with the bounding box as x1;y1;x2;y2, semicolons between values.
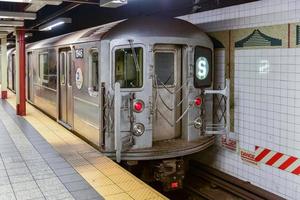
114;82;122;162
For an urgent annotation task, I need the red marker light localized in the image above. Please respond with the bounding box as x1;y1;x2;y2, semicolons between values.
133;100;144;113
194;97;202;106
171;182;179;189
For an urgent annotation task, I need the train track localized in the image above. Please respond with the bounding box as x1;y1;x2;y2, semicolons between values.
182;160;286;200
184;174;245;200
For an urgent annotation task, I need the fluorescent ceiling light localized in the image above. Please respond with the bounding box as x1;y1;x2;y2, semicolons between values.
0;0;61;4
39;18;71;31
0;11;36;20
0;0;32;2
25;33;33;38
7;42;15;46
40;21;64;31
0;20;24;27
25;0;62;12
100;0;127;8
0;27;15;32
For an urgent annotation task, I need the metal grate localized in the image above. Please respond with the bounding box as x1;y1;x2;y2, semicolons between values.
213;86;227;124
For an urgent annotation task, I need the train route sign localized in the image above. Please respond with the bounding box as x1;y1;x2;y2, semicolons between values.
75;48;84;58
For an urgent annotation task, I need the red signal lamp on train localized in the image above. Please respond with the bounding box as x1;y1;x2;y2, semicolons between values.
171;181;179;189
133;99;144;113
194;97;202;107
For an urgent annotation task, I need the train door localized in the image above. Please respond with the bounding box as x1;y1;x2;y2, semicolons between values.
58;48;73;128
153;45;182;141
27;52;34;102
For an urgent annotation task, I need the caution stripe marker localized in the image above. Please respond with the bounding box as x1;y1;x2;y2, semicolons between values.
255;146;300;175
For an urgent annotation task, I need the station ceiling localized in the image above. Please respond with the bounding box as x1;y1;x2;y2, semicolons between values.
0;0;258;43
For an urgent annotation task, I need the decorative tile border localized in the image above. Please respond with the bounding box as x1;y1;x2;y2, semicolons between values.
235;29;282;48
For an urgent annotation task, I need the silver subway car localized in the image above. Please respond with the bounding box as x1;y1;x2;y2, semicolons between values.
8;17;230;191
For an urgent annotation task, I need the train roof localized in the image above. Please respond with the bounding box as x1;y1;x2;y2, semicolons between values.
27;20;122;50
102;17;208;41
27;17;208;50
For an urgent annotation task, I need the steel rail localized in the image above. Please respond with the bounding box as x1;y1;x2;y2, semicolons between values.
186;161;286;200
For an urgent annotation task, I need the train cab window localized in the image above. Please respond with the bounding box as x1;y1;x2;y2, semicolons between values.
39;53;49;85
60;52;66;84
194;46;212;88
115;47;143;88
67;51;72;86
154;52;175;86
89;49;99;93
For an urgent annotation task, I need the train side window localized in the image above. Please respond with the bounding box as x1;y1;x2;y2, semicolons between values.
60;52;66;85
115;47;143;88
67;51;72;86
154;52;175;86
88;49;99;93
39;53;49;85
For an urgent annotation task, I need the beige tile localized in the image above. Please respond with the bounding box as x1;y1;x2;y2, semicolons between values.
127;188;159;200
81;171;105;180
101;167;125;176
95;184;123;196
104;193;134;200
118;180;144;192
89;176;114;187
148;197;166;200
109;173;135;184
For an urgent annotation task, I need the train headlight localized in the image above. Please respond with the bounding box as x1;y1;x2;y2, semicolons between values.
133;99;144;113
194;117;203;129
132;123;145;136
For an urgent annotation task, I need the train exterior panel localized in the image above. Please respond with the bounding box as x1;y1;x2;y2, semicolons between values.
7;17;230;190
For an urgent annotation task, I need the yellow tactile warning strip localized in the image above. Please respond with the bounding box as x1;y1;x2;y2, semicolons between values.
6;92;168;200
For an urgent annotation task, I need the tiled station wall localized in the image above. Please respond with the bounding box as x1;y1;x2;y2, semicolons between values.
181;0;300;199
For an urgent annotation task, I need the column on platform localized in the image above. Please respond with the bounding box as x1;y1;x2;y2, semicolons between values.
15;29;26;116
1;36;7;99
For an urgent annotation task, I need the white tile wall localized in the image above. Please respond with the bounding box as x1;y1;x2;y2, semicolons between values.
180;0;300;32
180;1;300;199
202;48;300;200
235;48;300;199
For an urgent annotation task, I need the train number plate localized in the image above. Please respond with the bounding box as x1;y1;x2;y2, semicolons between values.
75;48;84;58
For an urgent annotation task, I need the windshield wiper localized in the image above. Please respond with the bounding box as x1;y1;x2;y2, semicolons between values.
128;39;141;73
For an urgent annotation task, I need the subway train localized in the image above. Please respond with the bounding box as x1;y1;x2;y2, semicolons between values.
7;17;229;190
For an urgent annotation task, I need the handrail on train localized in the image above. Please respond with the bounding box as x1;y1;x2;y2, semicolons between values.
204;79;230;135
113;79;230;161
114;82;122;162
153;75;191;126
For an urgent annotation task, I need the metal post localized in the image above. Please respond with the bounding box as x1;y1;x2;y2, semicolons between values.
16;29;26;116
114;82;121;162
1;36;7;99
226;79;230;134
15;31;20;109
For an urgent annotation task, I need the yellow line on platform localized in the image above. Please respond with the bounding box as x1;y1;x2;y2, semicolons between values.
5;92;168;200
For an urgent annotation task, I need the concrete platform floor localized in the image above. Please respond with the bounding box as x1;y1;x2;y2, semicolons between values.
0;93;167;200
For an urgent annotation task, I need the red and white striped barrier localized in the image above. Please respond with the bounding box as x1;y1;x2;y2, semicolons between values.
255;146;300;175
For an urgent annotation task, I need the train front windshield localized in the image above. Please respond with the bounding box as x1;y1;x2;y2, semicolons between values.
115;47;143;88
